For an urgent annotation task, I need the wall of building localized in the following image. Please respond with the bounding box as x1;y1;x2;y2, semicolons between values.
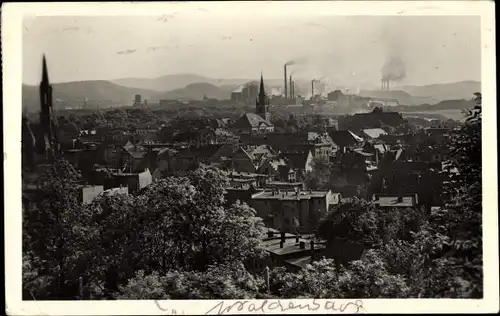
81;185;104;203
138;169;153;190
250;192;330;233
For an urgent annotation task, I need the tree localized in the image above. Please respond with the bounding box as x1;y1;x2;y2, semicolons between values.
269;259;342;298
305;156;332;189
23;158;89;299
335;250;410;298
392;93;484;298
316;199;381;246
115;263;264;299
129;167;267;272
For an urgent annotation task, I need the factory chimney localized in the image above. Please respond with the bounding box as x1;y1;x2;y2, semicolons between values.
311;80;314;98
386;79;390;91
284;64;288;100
289;76;292;99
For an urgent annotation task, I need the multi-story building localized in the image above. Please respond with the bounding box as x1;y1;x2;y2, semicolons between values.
250;189;340;233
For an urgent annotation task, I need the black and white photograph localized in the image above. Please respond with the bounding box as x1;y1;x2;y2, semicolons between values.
3;1;498;314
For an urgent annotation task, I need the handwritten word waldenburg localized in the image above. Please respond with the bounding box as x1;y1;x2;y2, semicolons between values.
204;299;365;314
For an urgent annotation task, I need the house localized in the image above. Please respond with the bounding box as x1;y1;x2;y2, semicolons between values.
336;149;374;186
362;128;388;140
230;113;275;135
230;145;277;173
287;132;337;159
258;157;288;178
261;230;327;271
227;171;269;188
80;185;104;204
340;107;405;131
122;145;149;173
250;189;338;233
372;193;419;208
279;150;314;181
424;127;451;145
278;165;297;183
109;169;153;193
328;130;364;154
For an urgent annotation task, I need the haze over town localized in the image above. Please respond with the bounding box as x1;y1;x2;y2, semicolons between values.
23;15;481;88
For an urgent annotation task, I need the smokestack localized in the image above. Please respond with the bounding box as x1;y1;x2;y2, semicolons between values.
311;80;314;98
284;65;288;100
292;81;295;99
289;76;292;99
387;79;390;91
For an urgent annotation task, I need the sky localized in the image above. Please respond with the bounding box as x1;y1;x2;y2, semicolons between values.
23;14;481;88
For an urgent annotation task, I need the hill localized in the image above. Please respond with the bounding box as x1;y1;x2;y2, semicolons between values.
396;99;475;112
397;80;481;101
112;73;288;93
112;74;257;92
152;82;230;101
358;89;439;106
22;80;157;112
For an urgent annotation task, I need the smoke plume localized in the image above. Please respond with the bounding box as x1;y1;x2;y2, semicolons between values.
285;56;308;66
381;56;406;81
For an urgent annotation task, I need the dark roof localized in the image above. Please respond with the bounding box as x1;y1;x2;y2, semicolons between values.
211;143;239;161
328;130;363;148
126;150;147;159
282;151;311;169
232;113;273;129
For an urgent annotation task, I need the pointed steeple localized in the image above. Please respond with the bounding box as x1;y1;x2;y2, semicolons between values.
259;72;265;96
41;55;50;85
39;53;58;162
256;73;271;122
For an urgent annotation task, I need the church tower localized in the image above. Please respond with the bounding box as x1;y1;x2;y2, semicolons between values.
256;73;271;122
39;55;59;162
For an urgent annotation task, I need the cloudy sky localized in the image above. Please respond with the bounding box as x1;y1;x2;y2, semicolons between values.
23;14;481;88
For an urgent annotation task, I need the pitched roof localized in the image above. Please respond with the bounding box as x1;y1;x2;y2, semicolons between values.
211;143;239;162
362;128;388;139
374;144;389;154
328;130;363;148
282;151;311;169
232;113;273;129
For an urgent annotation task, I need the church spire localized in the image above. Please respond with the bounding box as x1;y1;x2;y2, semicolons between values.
256;73;271;122
41;54;49;85
39;54;58;162
259;72;265;96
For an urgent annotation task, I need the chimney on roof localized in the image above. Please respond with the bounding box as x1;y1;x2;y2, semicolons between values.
295;235;300;243
397;196;403;203
280;240;284;248
300;241;305;249
280;232;286;244
267;230;274;238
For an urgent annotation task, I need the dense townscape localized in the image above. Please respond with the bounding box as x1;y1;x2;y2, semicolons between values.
21;56;483;300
